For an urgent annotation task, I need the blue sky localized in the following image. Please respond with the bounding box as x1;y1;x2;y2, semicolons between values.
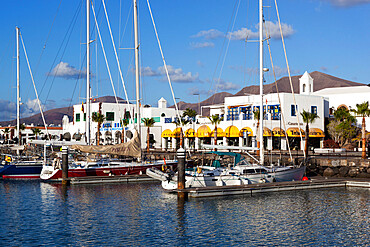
0;0;369;122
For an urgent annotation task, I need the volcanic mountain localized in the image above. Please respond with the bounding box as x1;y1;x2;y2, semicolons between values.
0;71;365;126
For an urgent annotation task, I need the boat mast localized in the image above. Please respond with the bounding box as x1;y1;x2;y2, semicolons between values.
259;0;264;164
86;0;91;145
133;0;141;137
16;27;20;145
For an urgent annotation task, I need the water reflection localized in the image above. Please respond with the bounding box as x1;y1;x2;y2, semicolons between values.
0;181;369;246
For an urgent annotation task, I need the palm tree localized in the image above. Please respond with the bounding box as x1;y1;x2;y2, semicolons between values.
174;117;190;148
31;128;42;140
351;101;370;159
182;108;197;121
301;109;319;160
142;118;156;153
253;109;261;155
120;118;129;143
92;112;105;145
208;115;223;150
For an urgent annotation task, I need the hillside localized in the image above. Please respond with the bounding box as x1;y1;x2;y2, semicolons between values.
0;72;365;126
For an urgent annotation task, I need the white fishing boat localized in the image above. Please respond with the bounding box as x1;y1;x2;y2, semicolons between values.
147;151;305;190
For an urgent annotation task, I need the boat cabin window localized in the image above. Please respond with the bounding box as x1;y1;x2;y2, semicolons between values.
243;169;257;174
254;168;267;174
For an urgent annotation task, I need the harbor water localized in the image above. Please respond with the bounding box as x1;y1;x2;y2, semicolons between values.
0;180;369;246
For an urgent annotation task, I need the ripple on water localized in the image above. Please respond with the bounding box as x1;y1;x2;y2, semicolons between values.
0;181;369;246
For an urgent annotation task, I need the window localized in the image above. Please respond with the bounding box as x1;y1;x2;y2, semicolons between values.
106;112;114;121
311;106;317;115
83;113;86;121
291;105;297;116
303;84;306;92
241;106;252;120
227;107;239;121
75;113;80;122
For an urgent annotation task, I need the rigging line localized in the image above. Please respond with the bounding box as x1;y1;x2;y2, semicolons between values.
20;34;51;141
274;0;305;158
119;2;133;46
33;0;63;77
33;1;82;103
209;0;239;106
213;0;241;102
91;1;122;120
146;0;182;125
100;0;132;121
43;7;83;111
264;21;293;161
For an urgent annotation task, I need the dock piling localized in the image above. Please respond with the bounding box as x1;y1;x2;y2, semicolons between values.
177;148;187;200
61;146;69;185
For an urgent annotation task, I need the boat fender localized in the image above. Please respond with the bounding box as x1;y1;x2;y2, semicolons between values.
162;164;167;172
197;167;202;174
259;178;266;183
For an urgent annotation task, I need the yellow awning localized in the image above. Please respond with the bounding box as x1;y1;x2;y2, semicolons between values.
210;127;225;138
309;128;325;138
240;127;253;137
197;125;212;138
287;127;305;137
225;126;240;137
272;127;285;137
263;127;272;137
172;127;183;138
161;129;173;138
185;128;195;138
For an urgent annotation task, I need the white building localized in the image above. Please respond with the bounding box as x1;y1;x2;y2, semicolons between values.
313;85;370;131
62;97;183;148
160;71;326;151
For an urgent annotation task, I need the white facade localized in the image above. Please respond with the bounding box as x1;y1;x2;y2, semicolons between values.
313;85;370;131
62;98;183;148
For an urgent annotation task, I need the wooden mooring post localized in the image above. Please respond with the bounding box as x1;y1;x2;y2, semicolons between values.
61;146;70;186
177;148;188;200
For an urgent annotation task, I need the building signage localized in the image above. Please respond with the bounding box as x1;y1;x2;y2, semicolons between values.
287;122;303;126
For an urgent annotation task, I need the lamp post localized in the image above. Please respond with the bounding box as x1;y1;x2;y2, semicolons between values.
193;93;200;116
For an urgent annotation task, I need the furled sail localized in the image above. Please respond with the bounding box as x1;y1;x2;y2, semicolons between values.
71;131;141;158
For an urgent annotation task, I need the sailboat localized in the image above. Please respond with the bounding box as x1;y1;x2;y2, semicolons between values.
0;27;46;179
40;0;178;182
147;0;306;190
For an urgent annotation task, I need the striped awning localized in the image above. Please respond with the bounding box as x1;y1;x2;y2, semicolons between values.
225;125;240;138
272;127;285;137
211;127;225;138
185;128;195;138
263;127;272;137
287;127;305;137
161;129;173;138
309;128;325;138
197;125;212;138
240;127;253;137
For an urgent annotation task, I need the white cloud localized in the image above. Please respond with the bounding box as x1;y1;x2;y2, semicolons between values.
215;80;240;91
49;62;86;80
141;65;199;83
191;29;224;39
227;21;295;40
190;42;215;49
325;0;370;7
0;98;48;121
141;66;160;76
